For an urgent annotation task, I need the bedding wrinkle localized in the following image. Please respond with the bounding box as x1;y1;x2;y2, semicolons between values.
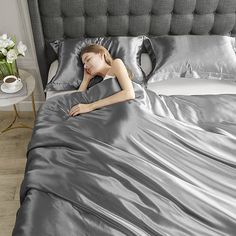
13;78;236;236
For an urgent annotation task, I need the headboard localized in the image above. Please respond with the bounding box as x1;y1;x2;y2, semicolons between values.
27;0;236;89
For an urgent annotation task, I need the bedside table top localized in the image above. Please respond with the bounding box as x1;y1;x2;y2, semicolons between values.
0;69;36;107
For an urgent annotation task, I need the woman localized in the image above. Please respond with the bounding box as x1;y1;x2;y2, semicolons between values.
69;44;135;116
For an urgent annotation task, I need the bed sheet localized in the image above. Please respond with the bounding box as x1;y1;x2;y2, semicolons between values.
13;78;236;235
147;78;236;95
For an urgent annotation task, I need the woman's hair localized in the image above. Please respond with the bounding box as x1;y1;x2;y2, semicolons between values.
80;44;113;66
80;44;133;80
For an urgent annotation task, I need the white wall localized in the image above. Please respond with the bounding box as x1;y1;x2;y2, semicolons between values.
0;0;45;111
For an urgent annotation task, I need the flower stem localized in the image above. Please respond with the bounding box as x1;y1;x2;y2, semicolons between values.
5;62;12;74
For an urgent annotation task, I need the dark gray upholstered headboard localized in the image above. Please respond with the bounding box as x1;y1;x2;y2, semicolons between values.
27;0;236;88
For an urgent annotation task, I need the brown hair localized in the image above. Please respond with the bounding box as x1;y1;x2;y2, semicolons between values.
80;44;113;66
80;44;133;80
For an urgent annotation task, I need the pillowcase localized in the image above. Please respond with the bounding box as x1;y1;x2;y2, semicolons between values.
46;36;145;91
46;60;103;92
144;35;236;83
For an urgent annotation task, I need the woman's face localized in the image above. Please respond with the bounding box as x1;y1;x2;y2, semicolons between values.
81;52;104;76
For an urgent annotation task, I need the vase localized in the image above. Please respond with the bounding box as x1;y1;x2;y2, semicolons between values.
0;60;19;80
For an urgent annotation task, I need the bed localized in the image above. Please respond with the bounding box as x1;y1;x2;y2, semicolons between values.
12;0;236;235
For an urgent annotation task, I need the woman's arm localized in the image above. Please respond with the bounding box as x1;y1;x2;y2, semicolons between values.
91;59;135;110
69;59;135;116
77;69;93;92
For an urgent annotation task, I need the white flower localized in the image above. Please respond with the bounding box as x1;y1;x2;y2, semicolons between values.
6;49;18;63
0;34;27;63
17;41;27;56
0;48;7;56
0;34;14;49
6;39;15;48
0;39;9;48
0;34;8;40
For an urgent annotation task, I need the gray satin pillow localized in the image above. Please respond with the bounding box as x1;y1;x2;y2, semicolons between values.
46;36;145;91
144;35;236;83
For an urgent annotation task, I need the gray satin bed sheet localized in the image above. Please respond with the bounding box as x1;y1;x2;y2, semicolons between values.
13;78;236;235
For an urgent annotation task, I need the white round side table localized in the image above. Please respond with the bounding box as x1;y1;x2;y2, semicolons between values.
0;69;36;134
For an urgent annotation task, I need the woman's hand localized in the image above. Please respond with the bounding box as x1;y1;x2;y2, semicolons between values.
77;69;94;92
69;103;94;116
83;68;93;81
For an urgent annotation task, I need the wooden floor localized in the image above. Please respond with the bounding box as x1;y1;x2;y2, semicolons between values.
0;111;34;236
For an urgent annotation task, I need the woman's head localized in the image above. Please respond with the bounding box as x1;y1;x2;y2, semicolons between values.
80;44;113;76
80;44;133;79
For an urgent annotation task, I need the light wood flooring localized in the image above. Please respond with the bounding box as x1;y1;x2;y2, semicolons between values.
0;111;34;236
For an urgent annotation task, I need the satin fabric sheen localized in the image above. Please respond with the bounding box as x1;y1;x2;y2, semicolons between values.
13;78;236;235
145;35;236;83
46;36;145;91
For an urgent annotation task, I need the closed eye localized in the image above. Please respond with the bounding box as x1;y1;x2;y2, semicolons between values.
83;57;91;65
82;55;89;64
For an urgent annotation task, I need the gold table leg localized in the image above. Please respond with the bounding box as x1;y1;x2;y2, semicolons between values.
0;93;36;134
31;92;36;119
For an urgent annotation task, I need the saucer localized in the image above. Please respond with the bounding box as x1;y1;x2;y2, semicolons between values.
1;82;23;94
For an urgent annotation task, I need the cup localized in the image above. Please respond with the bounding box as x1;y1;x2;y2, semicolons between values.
3;75;22;89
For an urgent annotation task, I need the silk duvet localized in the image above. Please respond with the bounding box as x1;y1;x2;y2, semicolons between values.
12;78;236;236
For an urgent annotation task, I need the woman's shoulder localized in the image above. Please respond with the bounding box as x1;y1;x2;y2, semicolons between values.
112;58;124;65
111;58;126;69
107;59;127;77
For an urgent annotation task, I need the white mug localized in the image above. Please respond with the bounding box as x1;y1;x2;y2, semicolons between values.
3;75;22;89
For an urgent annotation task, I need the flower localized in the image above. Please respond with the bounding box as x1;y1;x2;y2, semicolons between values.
17;41;27;56
0;33;27;79
7;49;18;63
0;34;15;49
0;34;7;40
0;48;7;56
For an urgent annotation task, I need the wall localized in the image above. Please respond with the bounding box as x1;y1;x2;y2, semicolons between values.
0;0;45;111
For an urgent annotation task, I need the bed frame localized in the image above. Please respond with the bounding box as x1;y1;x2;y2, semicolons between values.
27;0;236;89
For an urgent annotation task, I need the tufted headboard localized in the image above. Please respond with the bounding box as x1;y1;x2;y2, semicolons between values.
27;0;236;88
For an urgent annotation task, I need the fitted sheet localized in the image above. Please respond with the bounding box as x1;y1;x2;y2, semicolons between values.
147;78;236;95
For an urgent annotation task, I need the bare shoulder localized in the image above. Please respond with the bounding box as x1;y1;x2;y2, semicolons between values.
111;58;125;68
108;59;126;76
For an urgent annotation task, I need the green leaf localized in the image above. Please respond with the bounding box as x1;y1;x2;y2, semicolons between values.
12;35;17;44
0;60;7;64
0;63;10;76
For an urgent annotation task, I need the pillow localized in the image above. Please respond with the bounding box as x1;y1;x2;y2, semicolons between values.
144;35;236;83
47;60;59;84
46;60;103;92
46;36;145;91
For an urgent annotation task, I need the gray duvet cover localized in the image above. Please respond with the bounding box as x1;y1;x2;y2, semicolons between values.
13;78;236;236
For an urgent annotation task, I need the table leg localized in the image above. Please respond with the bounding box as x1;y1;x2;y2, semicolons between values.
0;104;32;134
31;92;36;119
0;106;18;133
13;104;20;118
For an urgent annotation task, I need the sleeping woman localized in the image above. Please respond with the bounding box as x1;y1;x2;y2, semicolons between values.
69;44;135;116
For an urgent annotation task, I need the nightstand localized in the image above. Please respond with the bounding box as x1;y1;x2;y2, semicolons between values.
0;69;36;134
